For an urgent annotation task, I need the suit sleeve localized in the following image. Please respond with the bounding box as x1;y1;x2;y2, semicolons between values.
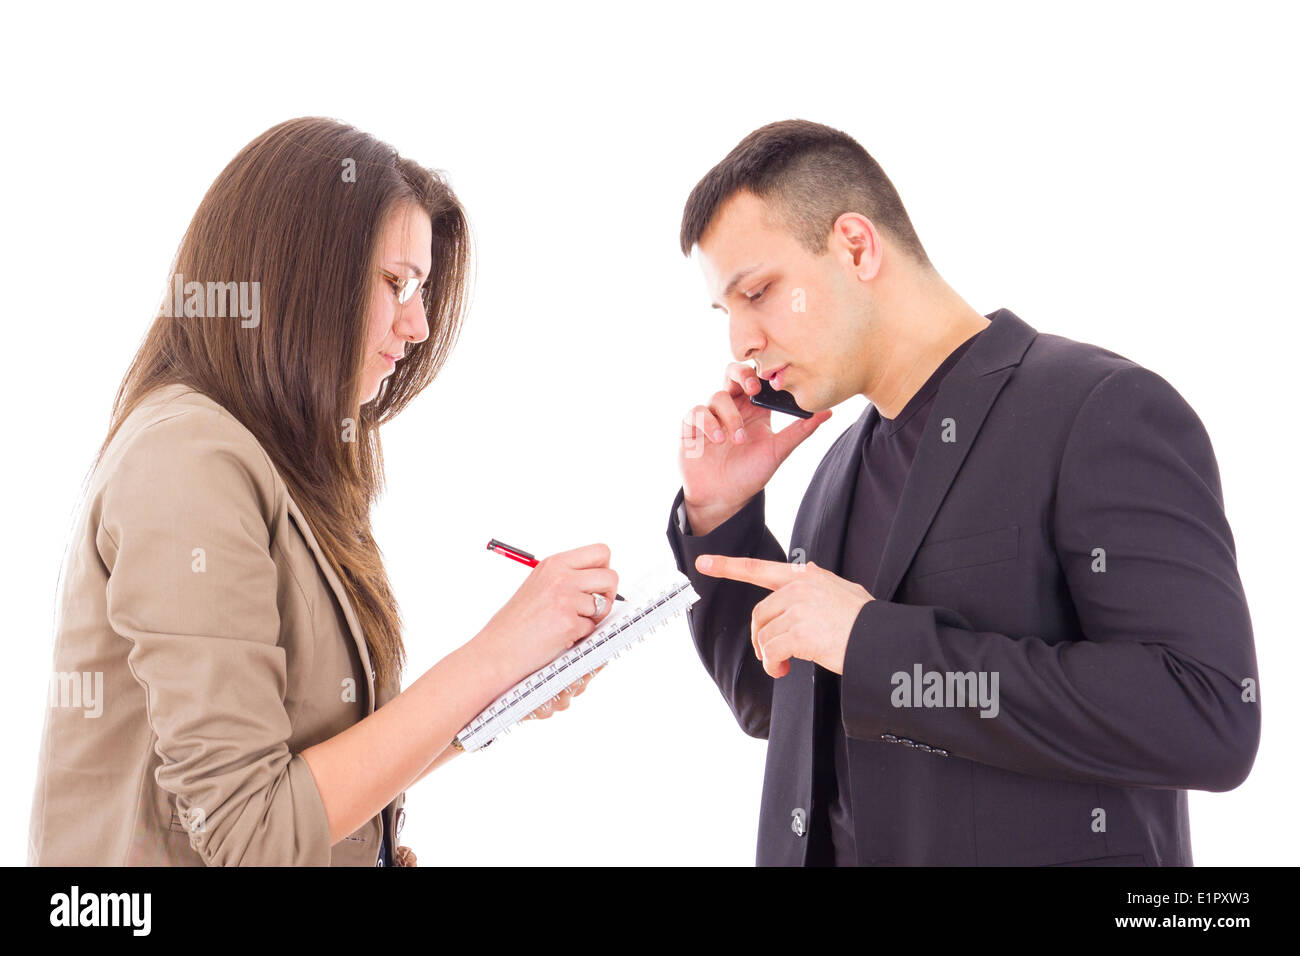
666;487;785;739
839;364;1261;792
98;411;334;865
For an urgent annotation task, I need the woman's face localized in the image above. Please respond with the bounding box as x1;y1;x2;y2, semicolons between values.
361;203;434;404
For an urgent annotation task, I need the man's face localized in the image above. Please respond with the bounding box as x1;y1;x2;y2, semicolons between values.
698;190;872;413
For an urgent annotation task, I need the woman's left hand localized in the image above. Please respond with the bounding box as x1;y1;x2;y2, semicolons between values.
524;665;605;721
393;845;417;867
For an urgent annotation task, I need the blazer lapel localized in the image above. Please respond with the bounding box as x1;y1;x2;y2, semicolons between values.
285;496;377;713
795;403;876;571
797;308;1038;602
871;308;1038;601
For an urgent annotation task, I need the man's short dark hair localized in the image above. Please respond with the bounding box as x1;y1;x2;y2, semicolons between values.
680;119;932;269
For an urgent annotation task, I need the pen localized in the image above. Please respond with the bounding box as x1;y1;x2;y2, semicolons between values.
487;538;625;601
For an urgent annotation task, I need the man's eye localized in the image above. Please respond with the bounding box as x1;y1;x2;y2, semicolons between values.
747;284;769;303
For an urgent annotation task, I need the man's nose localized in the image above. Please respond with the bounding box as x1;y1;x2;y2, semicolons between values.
729;318;763;363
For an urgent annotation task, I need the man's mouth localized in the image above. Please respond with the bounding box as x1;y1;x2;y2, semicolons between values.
762;364;789;389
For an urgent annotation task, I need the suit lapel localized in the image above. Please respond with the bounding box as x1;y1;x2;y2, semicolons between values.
796;403;876;572
285;496;377;713
800;308;1038;601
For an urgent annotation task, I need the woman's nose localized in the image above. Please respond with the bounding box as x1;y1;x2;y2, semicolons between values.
396;296;430;344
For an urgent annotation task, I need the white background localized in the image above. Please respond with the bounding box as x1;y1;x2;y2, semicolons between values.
2;0;1294;866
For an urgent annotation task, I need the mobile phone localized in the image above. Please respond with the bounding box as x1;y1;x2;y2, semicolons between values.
750;377;813;419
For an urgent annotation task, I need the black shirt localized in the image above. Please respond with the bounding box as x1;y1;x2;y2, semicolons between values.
810;329;984;866
376;811;390;866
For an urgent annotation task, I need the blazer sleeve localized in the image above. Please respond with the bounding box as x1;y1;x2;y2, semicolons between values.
666;487;783;739
839;364;1261;792
97;410;334;865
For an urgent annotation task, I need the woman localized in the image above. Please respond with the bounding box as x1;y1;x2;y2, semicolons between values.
28;117;617;866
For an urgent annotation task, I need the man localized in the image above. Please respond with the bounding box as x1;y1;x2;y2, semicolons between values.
666;119;1260;866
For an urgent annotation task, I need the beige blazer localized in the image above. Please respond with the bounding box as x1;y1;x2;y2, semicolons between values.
29;383;406;866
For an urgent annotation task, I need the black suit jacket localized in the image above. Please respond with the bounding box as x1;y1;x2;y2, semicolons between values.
666;308;1260;865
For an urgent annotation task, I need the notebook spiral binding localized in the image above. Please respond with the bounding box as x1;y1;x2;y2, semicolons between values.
453;574;699;752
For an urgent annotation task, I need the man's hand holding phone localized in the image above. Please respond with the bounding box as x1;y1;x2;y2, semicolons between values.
679;362;832;535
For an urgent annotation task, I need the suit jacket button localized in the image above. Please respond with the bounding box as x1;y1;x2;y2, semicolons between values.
791;808;807;837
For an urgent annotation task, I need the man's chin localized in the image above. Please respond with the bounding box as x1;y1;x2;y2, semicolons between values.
790;385;826;414
799;385;854;414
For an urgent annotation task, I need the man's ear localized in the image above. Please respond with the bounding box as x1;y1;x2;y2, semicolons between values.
832;212;881;279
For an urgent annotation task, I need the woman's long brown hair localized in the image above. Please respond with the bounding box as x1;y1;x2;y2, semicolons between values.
93;117;472;696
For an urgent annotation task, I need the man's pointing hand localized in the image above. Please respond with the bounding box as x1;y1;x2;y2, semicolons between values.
694;554;874;678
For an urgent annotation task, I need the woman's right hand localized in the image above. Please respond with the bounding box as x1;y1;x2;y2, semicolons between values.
472;543;619;684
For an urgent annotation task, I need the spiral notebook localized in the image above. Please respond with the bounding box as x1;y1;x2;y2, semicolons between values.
453;573;699;752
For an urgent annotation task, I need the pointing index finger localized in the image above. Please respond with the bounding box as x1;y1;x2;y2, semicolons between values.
694;554;799;590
